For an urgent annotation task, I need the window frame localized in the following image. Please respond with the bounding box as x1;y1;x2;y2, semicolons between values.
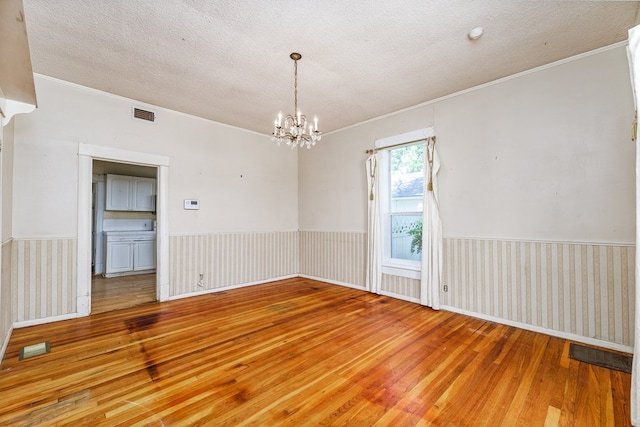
375;128;433;280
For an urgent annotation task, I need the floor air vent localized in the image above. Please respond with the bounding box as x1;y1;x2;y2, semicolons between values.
569;343;632;373
133;108;155;122
19;341;50;360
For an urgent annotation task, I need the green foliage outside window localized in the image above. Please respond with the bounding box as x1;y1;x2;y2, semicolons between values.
408;220;422;254
391;144;424;175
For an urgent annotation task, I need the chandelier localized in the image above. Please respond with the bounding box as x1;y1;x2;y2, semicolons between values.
272;52;321;149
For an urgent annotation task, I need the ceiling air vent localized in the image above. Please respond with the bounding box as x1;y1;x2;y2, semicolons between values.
133;107;155;122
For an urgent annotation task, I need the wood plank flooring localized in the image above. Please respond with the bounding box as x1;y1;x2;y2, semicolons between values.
91;273;156;314
0;277;632;426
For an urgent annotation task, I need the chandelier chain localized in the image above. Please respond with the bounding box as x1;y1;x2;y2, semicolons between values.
293;59;298;116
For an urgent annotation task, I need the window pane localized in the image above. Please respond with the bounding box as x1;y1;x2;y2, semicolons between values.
391;214;422;261
390;145;424;213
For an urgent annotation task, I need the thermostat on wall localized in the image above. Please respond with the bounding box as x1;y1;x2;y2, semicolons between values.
184;199;200;210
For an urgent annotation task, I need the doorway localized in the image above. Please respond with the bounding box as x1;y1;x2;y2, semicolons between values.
91;160;158;313
91;273;156;314
77;144;170;317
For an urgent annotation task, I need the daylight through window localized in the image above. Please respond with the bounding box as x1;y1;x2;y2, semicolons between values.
388;143;424;262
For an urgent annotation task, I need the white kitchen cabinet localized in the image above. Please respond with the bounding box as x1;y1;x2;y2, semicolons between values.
106;241;135;273
132;179;155;211
134;240;156;271
104;231;156;277
106;175;132;211
106;174;156;212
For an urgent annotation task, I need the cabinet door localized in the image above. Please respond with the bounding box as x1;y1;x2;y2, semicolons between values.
106;242;134;273
132;178;156;211
134;240;156;270
106;175;132;211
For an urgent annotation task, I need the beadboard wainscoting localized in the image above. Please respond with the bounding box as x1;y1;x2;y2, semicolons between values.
169;231;298;297
299;231;366;287
11;239;77;323
7;231;635;349
299;231;635;348
0;241;13;358
442;238;635;348
381;273;420;302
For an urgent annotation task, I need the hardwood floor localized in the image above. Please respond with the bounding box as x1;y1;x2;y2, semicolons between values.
0;277;631;426
91;273;156;314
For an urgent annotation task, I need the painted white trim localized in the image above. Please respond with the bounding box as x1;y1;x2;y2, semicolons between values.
298;229;366;234
157;165;170;301
379;290;420;304
299;273;632;353
375;127;434;149
36;42;628;141
0;324;13;363
441;304;633;354
77;155;92;316
1;99;36;127
326;41;628;136
166;274;299;301
169;229;299;237
9;233;633;248
441;235;636;247
9;236;78;241
298;274;367;291
79;143;169;167
298;229;635;248
381;265;421;280
77;144;170;315
14;313;79;329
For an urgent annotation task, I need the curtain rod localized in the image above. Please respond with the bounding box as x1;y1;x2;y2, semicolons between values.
365;136;435;154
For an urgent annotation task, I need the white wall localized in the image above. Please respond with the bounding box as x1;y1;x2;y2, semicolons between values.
434;46;634;244
2;119;13;242
298;106;435;232
298;44;636;349
300;45;635;244
9;75;300;321
0;118;12;359
13;75;299;238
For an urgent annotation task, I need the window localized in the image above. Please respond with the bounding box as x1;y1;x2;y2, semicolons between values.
380;142;425;278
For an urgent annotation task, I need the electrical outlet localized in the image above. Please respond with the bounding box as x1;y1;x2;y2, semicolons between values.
443;284;448;292
197;273;204;288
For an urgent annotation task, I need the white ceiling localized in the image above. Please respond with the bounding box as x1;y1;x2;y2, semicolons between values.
22;0;640;135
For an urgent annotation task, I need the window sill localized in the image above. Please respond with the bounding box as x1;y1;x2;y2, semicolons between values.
382;262;421;280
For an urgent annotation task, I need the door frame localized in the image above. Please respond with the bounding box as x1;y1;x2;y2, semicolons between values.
77;143;170;316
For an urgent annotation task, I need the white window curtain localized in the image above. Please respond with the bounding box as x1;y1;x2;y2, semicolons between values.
627;24;640;427
366;153;382;294
420;137;442;309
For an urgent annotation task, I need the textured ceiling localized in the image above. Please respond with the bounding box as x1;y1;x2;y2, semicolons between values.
22;0;640;135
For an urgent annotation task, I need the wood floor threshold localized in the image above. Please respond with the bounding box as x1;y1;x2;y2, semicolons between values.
0;277;631;426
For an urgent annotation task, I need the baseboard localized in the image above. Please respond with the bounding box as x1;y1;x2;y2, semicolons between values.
297;274;366;291
441;305;634;354
294;276;632;353
103;269;156;279
167;274;300;301
379;290;420;304
0;324;14;364
13;312;79;329
8;275;630;355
